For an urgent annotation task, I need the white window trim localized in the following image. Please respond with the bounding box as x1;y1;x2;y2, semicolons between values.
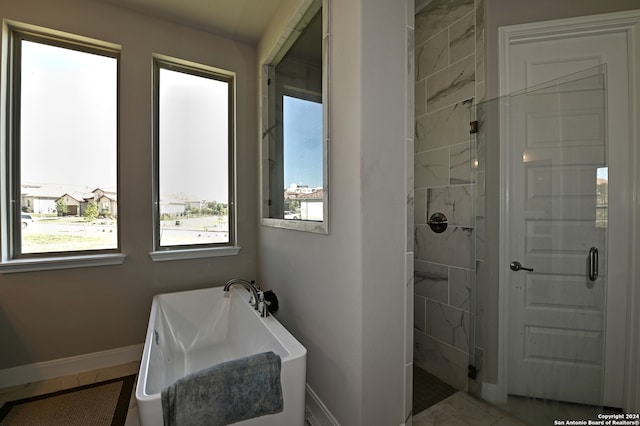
1;21;123;270
259;0;330;235
149;246;241;262
0;253;127;274
150;55;237;256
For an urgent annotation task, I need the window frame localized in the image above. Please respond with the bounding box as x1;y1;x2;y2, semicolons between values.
260;0;329;234
0;21;125;272
150;56;238;261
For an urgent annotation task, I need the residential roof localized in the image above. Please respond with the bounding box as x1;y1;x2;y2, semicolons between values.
286;189;324;200
22;183;118;202
22;183;94;199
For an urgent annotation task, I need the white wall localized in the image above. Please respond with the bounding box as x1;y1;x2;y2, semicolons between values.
258;0;412;424
0;0;258;369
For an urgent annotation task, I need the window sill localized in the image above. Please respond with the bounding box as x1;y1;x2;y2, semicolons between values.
261;218;328;234
0;253;127;274
149;246;241;262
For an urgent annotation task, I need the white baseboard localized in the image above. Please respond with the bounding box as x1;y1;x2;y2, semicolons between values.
0;344;143;389
305;383;340;426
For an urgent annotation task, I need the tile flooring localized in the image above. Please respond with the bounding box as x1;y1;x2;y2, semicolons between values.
413;385;622;426
0;362;318;426
3;362;610;426
413;391;526;426
0;362;141;426
498;396;622;426
413;365;457;415
412;365;526;425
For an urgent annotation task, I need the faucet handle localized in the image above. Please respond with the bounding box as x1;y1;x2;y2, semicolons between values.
257;292;270;317
249;292;258;308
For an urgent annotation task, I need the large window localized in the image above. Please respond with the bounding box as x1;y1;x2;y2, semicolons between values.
4;27;119;258
153;58;234;252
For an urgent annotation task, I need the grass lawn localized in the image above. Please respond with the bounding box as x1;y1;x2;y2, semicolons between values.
22;232;117;253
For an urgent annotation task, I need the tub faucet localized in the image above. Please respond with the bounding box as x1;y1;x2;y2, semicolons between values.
223;279;271;317
223;278;260;310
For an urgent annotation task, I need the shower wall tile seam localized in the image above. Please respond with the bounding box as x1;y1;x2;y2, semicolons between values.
424;52;475;81
426;298;471;315
426;53;476;107
414;11;476;56
415;183;474;190
416;51;475;88
417;294;471;310
415;98;475;120
415;26;448;55
447;144;452;186
414;293;428;332
415;258;474;271
415;141;472;156
414;260;475;273
414;266;474;276
413;329;470;357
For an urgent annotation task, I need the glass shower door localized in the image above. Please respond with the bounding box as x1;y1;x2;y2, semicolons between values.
470;65;608;419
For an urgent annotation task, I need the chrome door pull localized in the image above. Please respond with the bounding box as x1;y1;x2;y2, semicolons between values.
510;261;533;272
589;247;599;281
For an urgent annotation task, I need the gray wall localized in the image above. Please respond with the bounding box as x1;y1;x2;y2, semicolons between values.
0;0;258;370
258;0;413;424
485;0;640;99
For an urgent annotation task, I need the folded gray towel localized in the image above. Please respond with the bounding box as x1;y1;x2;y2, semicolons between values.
161;351;283;426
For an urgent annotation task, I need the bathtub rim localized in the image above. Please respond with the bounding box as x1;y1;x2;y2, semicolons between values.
135;285;307;404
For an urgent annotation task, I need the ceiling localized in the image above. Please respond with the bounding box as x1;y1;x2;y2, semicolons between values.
96;0;286;43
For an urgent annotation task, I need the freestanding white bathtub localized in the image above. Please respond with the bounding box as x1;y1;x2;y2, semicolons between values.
136;286;307;425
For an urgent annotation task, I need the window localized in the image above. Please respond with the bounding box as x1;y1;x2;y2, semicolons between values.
596;167;608;228
3;25;120;261
261;0;328;233
152;57;235;255
283;95;323;221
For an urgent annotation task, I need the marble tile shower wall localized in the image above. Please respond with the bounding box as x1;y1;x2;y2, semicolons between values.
413;0;485;391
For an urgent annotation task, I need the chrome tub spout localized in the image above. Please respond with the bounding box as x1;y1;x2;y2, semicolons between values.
223;278;259;310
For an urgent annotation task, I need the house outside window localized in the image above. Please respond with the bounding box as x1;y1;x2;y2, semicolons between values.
2;24;120;260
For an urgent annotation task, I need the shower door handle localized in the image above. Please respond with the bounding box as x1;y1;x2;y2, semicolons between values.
510;261;533;272
589;247;599;281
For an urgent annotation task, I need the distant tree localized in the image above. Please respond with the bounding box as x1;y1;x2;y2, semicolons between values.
206;201;228;216
84;200;98;222
284;199;299;213
56;199;69;216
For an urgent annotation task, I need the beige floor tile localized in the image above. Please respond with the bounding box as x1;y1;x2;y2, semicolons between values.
0;362;140;424
457;391;512;420
413;391;525;426
491;416;528;426
413;392;499;426
0;361;139;405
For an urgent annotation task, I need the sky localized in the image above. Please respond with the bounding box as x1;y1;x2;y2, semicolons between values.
597;167;608;180
21;40;117;189
20;40;230;203
159;68;229;202
283;95;323;188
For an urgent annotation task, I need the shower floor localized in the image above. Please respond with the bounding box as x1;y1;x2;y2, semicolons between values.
413;365;457;415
